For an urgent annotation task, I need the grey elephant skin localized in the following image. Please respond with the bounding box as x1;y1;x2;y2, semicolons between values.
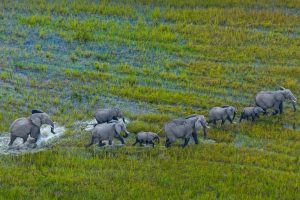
94;107;125;124
240;106;264;122
255;87;297;115
86;121;129;147
164;115;208;148
132;132;160;147
208;106;236;125
9;109;55;146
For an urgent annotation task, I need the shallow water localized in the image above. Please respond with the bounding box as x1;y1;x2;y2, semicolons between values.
0;125;65;155
234;134;266;149
283;124;300;131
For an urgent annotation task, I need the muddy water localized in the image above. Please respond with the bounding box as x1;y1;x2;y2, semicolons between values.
0;125;65;155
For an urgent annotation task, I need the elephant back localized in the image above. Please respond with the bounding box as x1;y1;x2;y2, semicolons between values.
164;119;193;137
9;118;32;136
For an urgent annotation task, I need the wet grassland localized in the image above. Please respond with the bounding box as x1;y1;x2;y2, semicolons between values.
0;0;299;199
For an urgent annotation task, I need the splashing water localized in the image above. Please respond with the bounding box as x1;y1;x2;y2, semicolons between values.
0;124;65;155
75;118;131;132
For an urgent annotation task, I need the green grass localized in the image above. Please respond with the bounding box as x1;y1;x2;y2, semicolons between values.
0;0;299;199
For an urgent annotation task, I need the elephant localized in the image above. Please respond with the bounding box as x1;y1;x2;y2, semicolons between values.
255;87;297;115
132;132;160;147
239;106;264;122
9;109;55;146
85;121;129;147
208;106;236;125
94;107;125;124
164;114;208;148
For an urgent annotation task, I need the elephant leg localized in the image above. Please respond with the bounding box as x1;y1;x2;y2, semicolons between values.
279;102;283;114
108;140;112;146
149;141;155;148
213;120;217;125
251;116;255;122
239;113;243;123
116;135;125;144
85;136;96;147
226;116;233;123
139;140;143;147
145;141;149;146
262;109;268;115
22;136;28;144
132;139;138;146
221;119;225;125
9;135;17;146
99;140;106;147
33;137;39;144
165;138;171;148
192;130;199;144
182;138;190;148
272;102;281;115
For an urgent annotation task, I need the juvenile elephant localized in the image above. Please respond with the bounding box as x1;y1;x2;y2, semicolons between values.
9;109;55;146
86;121;129;147
94;107;125;124
239;106;264;122
208;106;236;125
255;87;297;115
164;114;208;148
132;132;160;147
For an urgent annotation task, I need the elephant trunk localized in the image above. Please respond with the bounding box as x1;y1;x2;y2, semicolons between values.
292;101;296;112
203;127;207;139
48;120;55;134
155;136;160;144
200;120;208;139
123;128;129;138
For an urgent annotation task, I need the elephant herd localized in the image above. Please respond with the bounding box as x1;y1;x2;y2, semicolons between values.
8;87;297;148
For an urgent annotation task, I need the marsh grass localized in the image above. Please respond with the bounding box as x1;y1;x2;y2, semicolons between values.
0;0;299;199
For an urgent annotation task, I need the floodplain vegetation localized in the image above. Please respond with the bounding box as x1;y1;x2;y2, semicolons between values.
0;0;299;199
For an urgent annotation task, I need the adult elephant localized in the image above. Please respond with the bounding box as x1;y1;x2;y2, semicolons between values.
9;109;55;146
164;114;208;148
208;106;236;125
94;107;125;124
255;87;297;115
86;121;129;147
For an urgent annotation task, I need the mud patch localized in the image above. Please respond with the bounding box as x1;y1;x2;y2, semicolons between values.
0;124;65;155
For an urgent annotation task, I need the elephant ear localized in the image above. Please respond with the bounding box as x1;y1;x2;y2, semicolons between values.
225;107;233;115
114;123;122;135
30;114;42;127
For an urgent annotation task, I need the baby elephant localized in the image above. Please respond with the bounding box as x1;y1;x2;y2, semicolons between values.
240;106;264;122
208;106;236;125
86;121;129;147
132;132;160;147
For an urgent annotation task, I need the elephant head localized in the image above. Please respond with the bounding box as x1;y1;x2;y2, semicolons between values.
112;107;125;123
279;87;297;111
30;110;55;134
224;106;237;121
153;133;160;144
253;107;264;115
113;121;129;138
186;114;208;139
